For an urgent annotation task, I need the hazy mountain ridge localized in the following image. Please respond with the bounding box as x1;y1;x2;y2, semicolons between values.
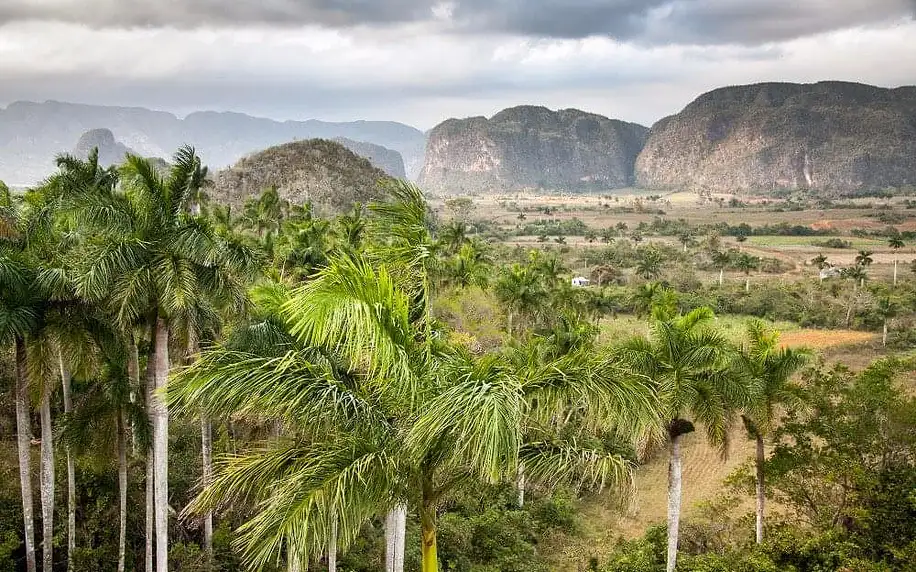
333;137;406;178
212;138;391;216
0;100;425;186
418;105;649;194
635;81;916;194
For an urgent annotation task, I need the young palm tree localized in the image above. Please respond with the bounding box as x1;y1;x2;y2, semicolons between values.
619;307;745;572
69;147;254;572
443;240;492;289
888;236;905;286
876;297;898;347
677;231;695;252
735;253;759;292
732;321;809;544
439;220;469;254
842;265;867;327
712;250;731;287
855;249;874;269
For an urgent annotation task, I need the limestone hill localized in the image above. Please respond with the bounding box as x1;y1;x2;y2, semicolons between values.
212;138;391;216
636;81;916;195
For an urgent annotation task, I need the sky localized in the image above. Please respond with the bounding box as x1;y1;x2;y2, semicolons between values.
1;0;915;129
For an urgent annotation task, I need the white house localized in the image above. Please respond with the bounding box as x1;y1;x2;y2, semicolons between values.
571;276;590;287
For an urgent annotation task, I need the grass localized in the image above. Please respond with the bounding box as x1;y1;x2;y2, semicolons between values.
745;235;886;248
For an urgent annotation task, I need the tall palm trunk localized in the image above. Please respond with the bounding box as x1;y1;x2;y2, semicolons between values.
15;338;37;572
755;434;765;545
153;317;170;572
385;505;406;572
201;415;213;562
718;268;724;287
39;380;55;571
666;434;683;572
145;327;157;572
516;463;525;507
893;258;898;286
60;356;76;571
420;500;438;572
883;319;888;347
118;410;128;572
745;275;750;293
328;509;338;572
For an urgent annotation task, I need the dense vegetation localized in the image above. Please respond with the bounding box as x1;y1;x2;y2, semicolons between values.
1;148;914;572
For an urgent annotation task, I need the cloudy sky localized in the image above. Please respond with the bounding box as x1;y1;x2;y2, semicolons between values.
1;0;915;128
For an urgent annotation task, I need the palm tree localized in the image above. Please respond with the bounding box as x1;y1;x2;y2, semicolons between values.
811;253;830;282
677;231;695;252
444;240;492;289
842;265;867;326
733;321;809;544
735;253;759;292
888;236;904;286
0;201;41;572
495;263;547;337
630;231;643;245
243;186;289;238
712;250;731;287
619;308;744;572
169;183;650;572
876;297;898;347
855;249;873;269
600;228;614;244
438;220;469;254
584;230;598;245
635;247;663;281
69;147;254;572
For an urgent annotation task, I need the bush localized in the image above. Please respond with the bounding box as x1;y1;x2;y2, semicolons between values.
813;238;852;249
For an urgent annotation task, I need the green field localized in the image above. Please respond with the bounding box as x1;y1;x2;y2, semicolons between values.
744;235;886;248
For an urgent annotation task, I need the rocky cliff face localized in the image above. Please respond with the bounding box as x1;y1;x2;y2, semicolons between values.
419;106;648;193
212;138;391;216
333;137;406;178
73;128;134;166
636;81;916;195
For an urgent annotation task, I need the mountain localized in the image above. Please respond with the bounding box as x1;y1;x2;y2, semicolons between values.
635;81;916;195
418;106;648;194
73;128;135;167
211;138;391;216
333;137;406;178
0;100;425;187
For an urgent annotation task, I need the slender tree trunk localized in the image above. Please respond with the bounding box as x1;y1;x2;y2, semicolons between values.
883;319;888;347
145;326;157;572
128;337;140;455
328;509;337;572
146;460;154;572
893;258;898;286
507;311;514;338
745;275;750;293
516;463;526;507
15;338;37;572
118;410;128;572
39;381;55;572
718;268;723;287
420;501;438;572
666;434;683;572
755;434;765;545
385;505;406;572
201;416;213;562
60;355;76;571
153;317;170;572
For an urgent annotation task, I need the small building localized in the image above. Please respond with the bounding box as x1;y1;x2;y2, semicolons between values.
819;267;842;280
571;276;590;287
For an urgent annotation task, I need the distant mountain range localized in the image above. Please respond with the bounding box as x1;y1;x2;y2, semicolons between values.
0;100;425;186
3;81;916;196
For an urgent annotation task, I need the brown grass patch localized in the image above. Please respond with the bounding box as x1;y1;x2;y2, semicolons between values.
778;329;876;349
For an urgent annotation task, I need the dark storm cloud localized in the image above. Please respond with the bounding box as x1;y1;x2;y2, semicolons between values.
1;0;913;45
